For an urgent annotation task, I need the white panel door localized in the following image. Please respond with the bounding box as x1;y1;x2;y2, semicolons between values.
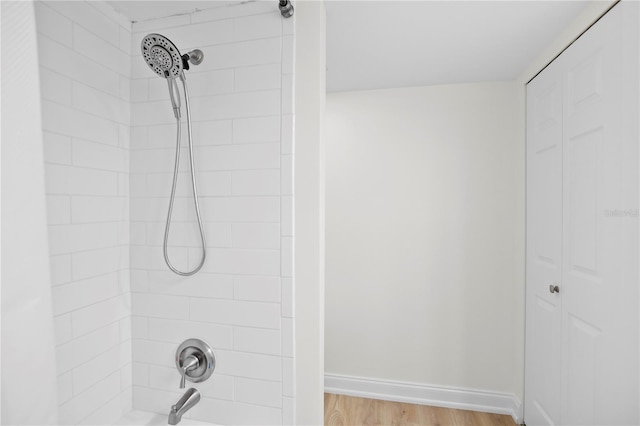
526;2;639;425
561;2;638;425
525;56;563;426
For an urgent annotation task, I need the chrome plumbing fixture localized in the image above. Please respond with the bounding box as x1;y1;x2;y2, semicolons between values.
179;354;199;389
279;0;294;18
185;49;204;65
168;339;215;424
169;388;200;425
140;34;207;276
175;338;216;388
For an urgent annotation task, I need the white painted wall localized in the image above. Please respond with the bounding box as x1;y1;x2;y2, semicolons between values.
325;82;521;398
1;2;59;423
294;1;326;424
129;3;295;424
324;3;618;414
34;2;133;423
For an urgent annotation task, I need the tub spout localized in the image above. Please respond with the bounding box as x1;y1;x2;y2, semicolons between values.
168;388;200;425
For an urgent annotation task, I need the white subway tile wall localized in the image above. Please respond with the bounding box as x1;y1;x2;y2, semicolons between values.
36;1;132;424
129;3;295;425
37;0;294;423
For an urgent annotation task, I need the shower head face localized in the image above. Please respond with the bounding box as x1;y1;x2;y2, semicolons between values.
141;33;183;78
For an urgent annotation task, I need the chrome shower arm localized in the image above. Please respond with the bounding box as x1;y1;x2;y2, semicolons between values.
279;0;294;17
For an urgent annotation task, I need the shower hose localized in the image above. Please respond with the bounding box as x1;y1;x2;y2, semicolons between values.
164;74;206;276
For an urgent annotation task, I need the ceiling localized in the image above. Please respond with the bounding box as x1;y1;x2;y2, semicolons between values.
108;0;593;92
325;1;591;92
109;1;237;21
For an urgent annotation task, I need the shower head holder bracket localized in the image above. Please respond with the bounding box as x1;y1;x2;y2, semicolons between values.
181;54;190;71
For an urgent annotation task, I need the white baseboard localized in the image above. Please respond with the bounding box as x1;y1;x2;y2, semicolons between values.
325;374;523;424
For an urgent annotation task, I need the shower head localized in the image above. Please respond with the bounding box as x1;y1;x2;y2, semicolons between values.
141;34;205;79
141;34;205;119
141;33;184;79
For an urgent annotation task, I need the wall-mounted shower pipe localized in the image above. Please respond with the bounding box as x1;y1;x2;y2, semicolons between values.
141;34;206;276
186;49;204;65
279;0;294;18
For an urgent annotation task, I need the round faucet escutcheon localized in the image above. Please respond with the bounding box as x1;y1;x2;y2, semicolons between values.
175;338;215;388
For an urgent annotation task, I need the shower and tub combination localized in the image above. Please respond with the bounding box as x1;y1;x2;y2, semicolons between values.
3;0;296;425
135;3;294;421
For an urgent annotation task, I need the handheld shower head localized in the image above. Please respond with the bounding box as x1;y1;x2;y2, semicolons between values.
141;33;184;79
141;34;204;76
141;34;186;119
140;34;205;120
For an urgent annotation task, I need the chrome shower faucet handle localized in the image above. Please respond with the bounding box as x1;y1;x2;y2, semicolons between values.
179;355;199;389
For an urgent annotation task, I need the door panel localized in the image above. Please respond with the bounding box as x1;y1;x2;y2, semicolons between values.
526;2;639;425
525;56;563;426
565;314;600;426
562;3;638;425
566;127;600;275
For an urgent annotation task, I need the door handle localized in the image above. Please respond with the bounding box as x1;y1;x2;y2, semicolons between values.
549;284;560;294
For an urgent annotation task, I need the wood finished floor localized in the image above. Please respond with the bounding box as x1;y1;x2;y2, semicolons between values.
324;394;517;426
